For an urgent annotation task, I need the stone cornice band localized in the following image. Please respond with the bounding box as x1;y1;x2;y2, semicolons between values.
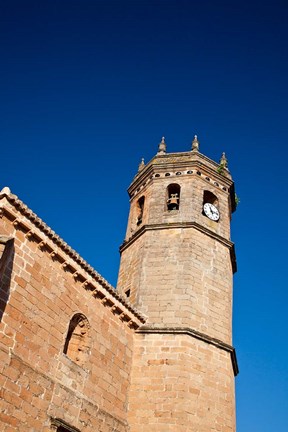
137;325;239;376
120;221;237;273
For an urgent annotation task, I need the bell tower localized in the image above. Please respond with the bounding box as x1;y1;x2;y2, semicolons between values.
117;137;238;432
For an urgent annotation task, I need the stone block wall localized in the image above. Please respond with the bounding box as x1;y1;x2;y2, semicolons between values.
0;197;141;432
127;332;236;432
118;227;233;344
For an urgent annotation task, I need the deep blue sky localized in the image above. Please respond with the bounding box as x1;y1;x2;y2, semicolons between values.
1;1;287;430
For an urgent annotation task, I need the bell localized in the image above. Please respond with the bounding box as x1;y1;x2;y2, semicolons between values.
167;193;179;210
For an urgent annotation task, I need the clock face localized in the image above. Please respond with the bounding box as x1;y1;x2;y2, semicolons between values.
203;203;220;221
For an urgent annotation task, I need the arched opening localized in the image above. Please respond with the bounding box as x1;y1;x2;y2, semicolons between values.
136;196;145;226
63;313;91;366
203;190;218;206
166;184;181;211
202;190;220;221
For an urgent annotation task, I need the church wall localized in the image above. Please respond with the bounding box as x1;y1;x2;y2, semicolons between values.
0;212;134;432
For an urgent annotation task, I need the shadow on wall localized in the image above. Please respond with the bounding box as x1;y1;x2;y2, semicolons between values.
0;237;14;322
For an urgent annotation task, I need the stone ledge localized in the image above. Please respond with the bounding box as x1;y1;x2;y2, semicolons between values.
136;325;239;376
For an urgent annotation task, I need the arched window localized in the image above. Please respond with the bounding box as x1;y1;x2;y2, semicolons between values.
202;190;220;221
63;314;91;366
166;184;181;211
136;196;145;226
203;190;218;207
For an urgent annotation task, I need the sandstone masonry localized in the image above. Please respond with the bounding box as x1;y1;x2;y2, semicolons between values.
0;137;238;431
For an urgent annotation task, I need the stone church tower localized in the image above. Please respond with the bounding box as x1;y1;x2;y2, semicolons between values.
117;137;238;431
0;135;238;432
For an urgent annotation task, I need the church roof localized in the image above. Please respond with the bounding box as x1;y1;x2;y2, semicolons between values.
0;187;146;328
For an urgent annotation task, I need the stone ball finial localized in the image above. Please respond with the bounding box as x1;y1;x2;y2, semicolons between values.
157;136;166;155
138;157;145;172
191;135;199;151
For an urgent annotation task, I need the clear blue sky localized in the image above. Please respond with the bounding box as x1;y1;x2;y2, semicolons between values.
1;1;287;430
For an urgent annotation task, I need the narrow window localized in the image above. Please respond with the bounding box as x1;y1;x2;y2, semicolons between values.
166;184;180;211
0;238;14;323
125;288;131;298
136;196;145;226
63;314;91;366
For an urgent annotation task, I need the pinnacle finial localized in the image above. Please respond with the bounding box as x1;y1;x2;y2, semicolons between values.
0;186;11;195
191;135;199;151
220;152;228;169
138;157;145;172
157;136;166;155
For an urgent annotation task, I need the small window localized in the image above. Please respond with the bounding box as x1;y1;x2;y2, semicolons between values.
125;288;131;298
136;196;145;226
63;314;91;366
166;184;181;211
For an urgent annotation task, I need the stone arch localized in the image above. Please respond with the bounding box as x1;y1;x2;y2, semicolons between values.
63;313;91;366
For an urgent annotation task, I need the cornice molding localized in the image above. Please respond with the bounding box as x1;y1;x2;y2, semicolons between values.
120;221;237;273
129;151;236;212
137;325;239;376
0;191;146;328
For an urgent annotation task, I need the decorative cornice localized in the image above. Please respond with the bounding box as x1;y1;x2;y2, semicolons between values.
137;326;239;376
128;151;236;213
120;221;237;273
0;190;146;328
